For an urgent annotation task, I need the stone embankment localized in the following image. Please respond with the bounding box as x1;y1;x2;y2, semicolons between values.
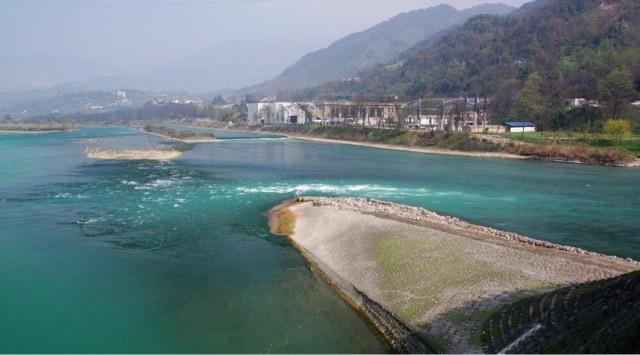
271;197;639;353
358;289;431;353
85;147;182;160
482;270;640;353
268;200;430;353
307;196;639;268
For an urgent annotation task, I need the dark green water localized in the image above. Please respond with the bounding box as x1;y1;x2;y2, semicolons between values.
1;126;639;353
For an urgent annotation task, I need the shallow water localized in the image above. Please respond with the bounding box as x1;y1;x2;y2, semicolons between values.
1;126;639;353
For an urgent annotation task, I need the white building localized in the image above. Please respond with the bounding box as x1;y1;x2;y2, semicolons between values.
114;90;127;99
563;98;601;109
247;101;307;125
563;98;587;109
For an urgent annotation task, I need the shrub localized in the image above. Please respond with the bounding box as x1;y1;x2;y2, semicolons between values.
602;119;632;141
505;143;633;166
143;125;215;140
274;209;296;236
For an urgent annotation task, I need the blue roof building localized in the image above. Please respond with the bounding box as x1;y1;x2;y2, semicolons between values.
504;121;536;132
504;121;535;128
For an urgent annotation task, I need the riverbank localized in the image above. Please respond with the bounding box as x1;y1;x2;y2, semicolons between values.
0;123;76;133
85;147;182;160
270;197;639;353
141;125;217;143
245;125;638;167
279;132;524;160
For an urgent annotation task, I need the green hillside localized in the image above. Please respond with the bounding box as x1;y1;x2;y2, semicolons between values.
247;3;514;95
302;0;640;130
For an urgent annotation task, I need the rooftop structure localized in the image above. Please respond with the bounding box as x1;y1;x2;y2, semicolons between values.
504;121;536;132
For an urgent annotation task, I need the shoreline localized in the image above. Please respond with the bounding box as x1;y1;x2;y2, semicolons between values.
239;128;526;161
287;134;526;160
229;127;640;167
269;197;639;353
0;128;77;134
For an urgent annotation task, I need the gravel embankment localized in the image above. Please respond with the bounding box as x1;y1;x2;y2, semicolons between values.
273;197;639;353
85;147;182;160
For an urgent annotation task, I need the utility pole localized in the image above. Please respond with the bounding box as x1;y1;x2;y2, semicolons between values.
483;96;488;131
417;97;421;129
474;96;479;127
440;98;445;132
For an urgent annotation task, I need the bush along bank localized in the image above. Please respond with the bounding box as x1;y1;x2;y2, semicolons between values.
252;125;637;167
143;125;216;142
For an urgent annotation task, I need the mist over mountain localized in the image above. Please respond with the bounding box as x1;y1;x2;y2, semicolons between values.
0;53;106;93
245;3;515;95
75;38;331;94
0;3;517;96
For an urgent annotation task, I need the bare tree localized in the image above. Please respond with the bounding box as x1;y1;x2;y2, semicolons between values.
259;105;273;125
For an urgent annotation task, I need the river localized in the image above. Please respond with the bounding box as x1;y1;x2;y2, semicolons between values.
1;126;639;353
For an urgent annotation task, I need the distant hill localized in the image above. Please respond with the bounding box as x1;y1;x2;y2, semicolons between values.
305;0;640;127
0;53;104;93
0;89;160;117
78;39;329;94
246;3;515;95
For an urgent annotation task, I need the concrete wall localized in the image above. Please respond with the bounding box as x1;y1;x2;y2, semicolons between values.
465;125;506;133
507;126;536;133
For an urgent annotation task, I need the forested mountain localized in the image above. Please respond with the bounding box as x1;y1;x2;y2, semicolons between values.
303;0;640;129
246;3;514;95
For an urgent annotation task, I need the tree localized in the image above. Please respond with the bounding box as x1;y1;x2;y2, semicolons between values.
509;73;546;123
598;68;636;118
444;60;465;93
602;119;631;141
211;95;226;105
259;105;273;124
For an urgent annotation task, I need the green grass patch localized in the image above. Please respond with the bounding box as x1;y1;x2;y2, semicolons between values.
449;311;471;324
372;229;518;322
144;125;216;140
430;336;450;353
498;131;640;155
171;142;195;152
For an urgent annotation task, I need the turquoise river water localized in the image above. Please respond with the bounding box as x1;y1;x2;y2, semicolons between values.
1;126;639;353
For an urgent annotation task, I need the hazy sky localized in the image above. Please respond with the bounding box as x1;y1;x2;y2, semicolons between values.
1;0;529;74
